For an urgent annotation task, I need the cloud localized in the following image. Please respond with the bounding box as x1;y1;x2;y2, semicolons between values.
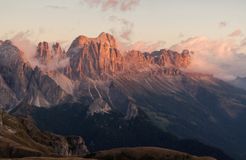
81;0;140;12
8;31;69;71
170;36;246;80
219;21;227;28
10;31;37;62
241;38;246;47
228;29;243;37
109;16;134;41
120;0;140;11
102;0;119;10
45;56;70;71
126;41;166;52
45;5;67;9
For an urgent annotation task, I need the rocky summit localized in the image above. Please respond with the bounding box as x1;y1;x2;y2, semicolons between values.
64;32;191;80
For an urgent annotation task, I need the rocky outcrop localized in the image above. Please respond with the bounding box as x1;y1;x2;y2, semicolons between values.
0;41;71;109
36;42;65;65
66;136;89;156
123;50;152;72
25;66;72;107
150;49;191;68
124;49;191;70
0;75;18;110
87;98;111;116
66;32;124;79
0;40;32;99
125;101;139;120
65;33;191;80
36;42;51;65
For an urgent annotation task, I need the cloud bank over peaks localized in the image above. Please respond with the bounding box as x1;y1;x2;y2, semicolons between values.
8;31;69;72
171;36;246;80
10;31;37;63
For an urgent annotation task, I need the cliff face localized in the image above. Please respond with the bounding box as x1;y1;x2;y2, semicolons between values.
64;33;191;80
0;40;33;100
150;49;191;68
0;40;71;109
66;32;124;80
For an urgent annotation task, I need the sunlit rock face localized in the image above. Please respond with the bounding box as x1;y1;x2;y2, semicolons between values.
123;49;191;75
150;49;191;68
66;32;124;80
65;32;192;80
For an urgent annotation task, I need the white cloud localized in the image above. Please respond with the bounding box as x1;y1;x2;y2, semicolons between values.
109;16;134;42
9;31;69;71
170;36;246;80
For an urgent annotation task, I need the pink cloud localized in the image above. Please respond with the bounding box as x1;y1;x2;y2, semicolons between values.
81;0;141;12
127;41;166;52
229;29;243;37
82;0;101;7
120;0;140;11
240;38;246;47
170;36;246;80
109;16;134;41
9;31;69;71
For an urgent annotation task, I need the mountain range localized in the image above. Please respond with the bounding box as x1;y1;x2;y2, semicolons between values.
0;32;246;160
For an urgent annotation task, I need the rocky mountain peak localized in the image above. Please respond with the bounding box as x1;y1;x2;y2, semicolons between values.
150;49;191;68
0;40;26;66
36;41;51;64
52;42;64;56
70;35;89;48
69;32;117;49
97;32;117;48
66;33;123;80
36;41;65;65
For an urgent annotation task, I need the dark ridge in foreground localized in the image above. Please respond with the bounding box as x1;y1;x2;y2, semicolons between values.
0;110;88;158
